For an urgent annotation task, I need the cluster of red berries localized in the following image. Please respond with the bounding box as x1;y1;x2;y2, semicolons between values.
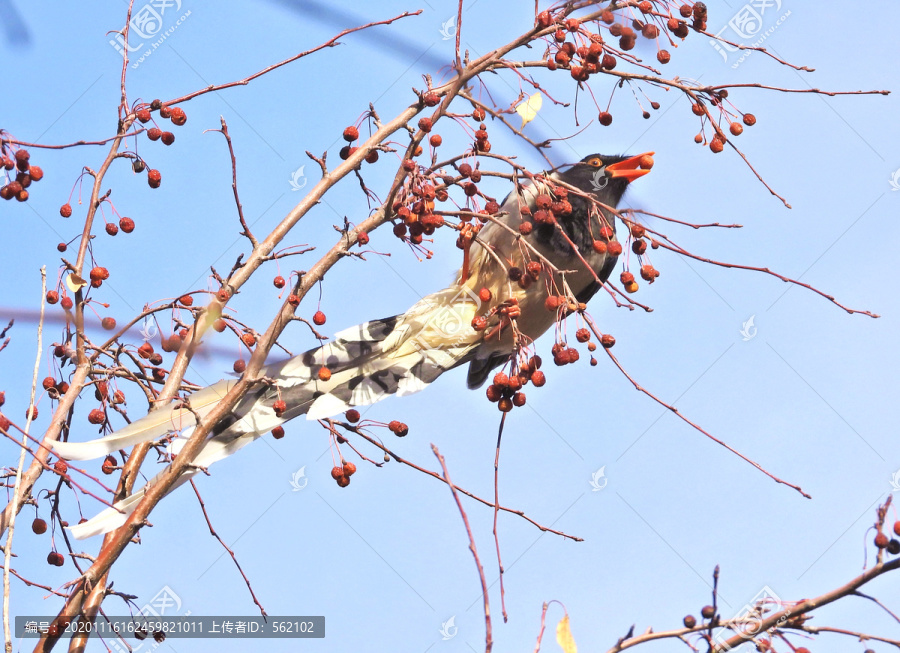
539;3;700;81
388;419;409;436
874;521;900;554
133;99;186;187
484;358;545;412
339;125;379;164
690;90;757;153
0;147;44;202
615;222;661;294
392;173;448;245
330;459;357;487
473;117;491;153
46;551;65;567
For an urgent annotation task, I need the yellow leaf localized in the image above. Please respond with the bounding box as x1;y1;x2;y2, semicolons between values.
516;92;543;128
556;614;577;653
65;274;87;292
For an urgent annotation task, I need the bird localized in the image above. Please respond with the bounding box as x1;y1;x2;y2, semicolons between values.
53;152;653;538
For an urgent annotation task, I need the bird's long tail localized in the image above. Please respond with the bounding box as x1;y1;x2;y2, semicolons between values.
55;285;485;538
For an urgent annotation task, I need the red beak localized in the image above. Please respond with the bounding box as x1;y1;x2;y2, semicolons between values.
606;152;654;183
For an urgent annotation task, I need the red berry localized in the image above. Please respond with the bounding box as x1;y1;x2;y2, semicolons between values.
26;405;38;420
287;294;300;307
657;49;670;64
119;217;135;233
216;288;230;302
472;316;487;331
742;113;757;126
875;531;889;548
429;134;442;147
160;131;175;146
536;10;553;28
365;150;379;164
159;105;172;119
512;392;526;407
54;459;68;475
170;107;187;126
531;371;546;387
592;240;608;254
730;122;744;136
60;296;74;310
104;222;119;236
102;455;117;474
576;328;591;343
101;317;116;330
423;92;440;106
147;128;162;141
601;334;616;348
241;332;257;348
598;111;613;126
518;222;533;235
233;359;246;374
273;399;287;416
42;376;56;391
213;319;227;332
29;166;44;182
272;426;285;439
32;518;47;534
136;109;151;123
343;461;357;476
313;311;326;326
46;291;59;304
88;408;106;425
709;137;725;154
147;169;161;188
345;409;361;423
318;366;332;382
179;294;193;306
388;420;408;437
342;126;359;142
357;231;369;246
478;288;492;303
701;605;715;619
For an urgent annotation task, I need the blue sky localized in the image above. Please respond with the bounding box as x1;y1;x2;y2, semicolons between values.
1;1;899;652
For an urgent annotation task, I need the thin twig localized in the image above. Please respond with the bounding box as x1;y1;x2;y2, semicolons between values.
189;480;267;616
492;413;508;624
4;266;45;653
582;312;811;499
432;445;492;653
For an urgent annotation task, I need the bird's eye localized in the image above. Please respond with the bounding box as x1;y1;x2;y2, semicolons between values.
587;157;603;167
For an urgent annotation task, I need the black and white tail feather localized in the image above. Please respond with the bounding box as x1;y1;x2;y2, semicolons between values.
55;286;486;539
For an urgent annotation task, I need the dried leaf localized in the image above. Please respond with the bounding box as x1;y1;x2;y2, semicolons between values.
556;614;577;653
516;92;543;128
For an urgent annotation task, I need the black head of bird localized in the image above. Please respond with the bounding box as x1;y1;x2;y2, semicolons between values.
554;152;653;206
